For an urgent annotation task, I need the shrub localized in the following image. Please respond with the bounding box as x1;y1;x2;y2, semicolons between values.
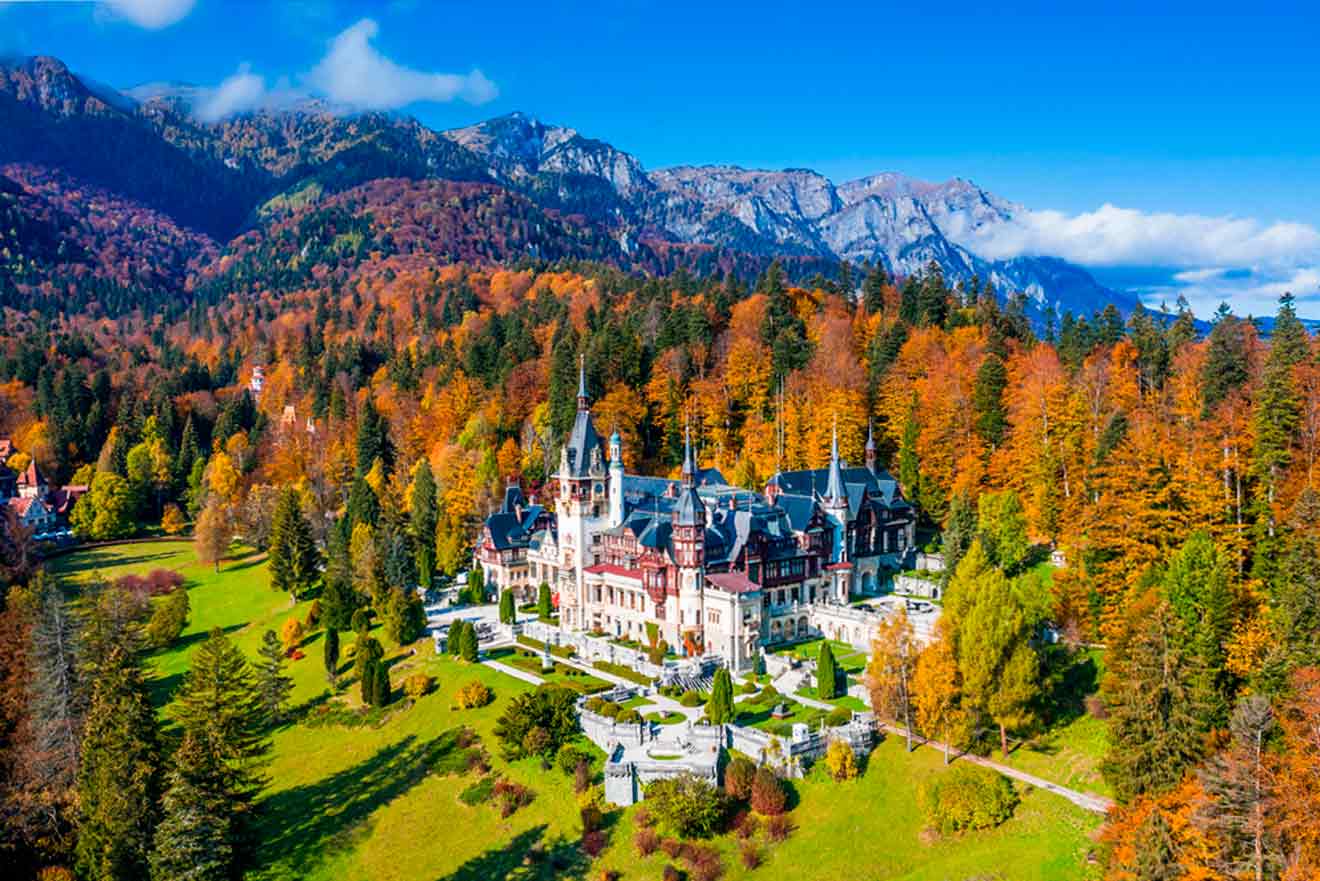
493;686;580;760
615;708;642;724
739;841;763;869
758;684;780;702
646;773;728;839
581;804;604;834
459;775;496;806
749;767;787;816
523;726;551;757
581;830;607;857
740;681;758;695
662;864;682;881
633;804;654;828
161;503;187;534
145;587;190;648
403;673;434;699
456;680;493;709
683;843;724;881
825;739;859;781
574;760;592;794
1085;694;1108;720
280;617;305;653
825;706;852;727
732;810;758;840
557;743;590;774
597;870;620;881
679;690;704;707
597;701;621;718
492;778;535;818
765;814;792;842
920;765;1018;834
577;784;606;814
634;827;660;856
724;755;757;801
660;838;683;858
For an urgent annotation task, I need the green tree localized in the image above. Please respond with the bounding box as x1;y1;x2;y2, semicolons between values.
973;353;1009;448
465;567;485;605
816;641;839;700
499;589;515;625
145;588;190;649
359;656;378;706
1102;594;1205;803
1200;305;1250;414
1162;531;1235;727
1259;490;1320;694
76;645;162;881
410;460;438;590
977;490;1031;574
1250;294;1307;565
168;629;269;871
706;668;734;725
372;663;391;707
459;620;479;662
941;490;978;583
150;733;233;881
383;587;425;646
645;773;728;839
323;627;340;686
537;581;552;621
321;529;361;632
70;471;135;540
492;686;579;760
255;629;293;726
267;487;321;603
354;635;384;685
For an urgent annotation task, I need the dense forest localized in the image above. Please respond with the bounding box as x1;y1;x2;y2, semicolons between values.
2;242;1319;879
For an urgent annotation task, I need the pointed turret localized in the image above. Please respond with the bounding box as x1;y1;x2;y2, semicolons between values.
825;417;846;503
576;354;589;412
681;422;696;488
865;418;877;475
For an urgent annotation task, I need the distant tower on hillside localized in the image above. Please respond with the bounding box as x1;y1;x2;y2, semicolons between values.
249;365;265;401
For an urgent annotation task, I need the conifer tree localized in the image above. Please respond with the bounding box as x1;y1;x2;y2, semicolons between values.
706;668;734;724
941;490;977;584
169;628;269;868
150;732;233;881
323;627;340;686
1195;695;1278;880
255;629;293;726
267;487;320;604
1259;489;1320;694
320;527;361;632
1163;531;1235;728
354;399;394;477
816;641;839;700
354;635;384;686
1250;294;1307;574
1102;594;1205;803
1200;305;1250;414
459;620;479;663
499;589;515;625
373;663;391;707
359;657;378;706
76;644;162;881
973;352;1008;448
537;582;552;621
410;460;438;589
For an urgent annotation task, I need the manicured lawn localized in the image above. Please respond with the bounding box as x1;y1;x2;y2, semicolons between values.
772;638;868;674
50;541;1104;881
486;646;612;694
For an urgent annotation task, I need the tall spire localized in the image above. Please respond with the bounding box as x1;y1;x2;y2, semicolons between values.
825;415;846;503
681;418;695;487
576;354;588;412
865;417;877;474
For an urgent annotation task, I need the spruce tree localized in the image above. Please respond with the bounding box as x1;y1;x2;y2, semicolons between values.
170;628;269;868
255;629;293;726
320;527;361;632
76;645;162;881
323;627;340;686
817;642;839;700
499;589;515;625
373;663;391;707
359;657;378;706
410;460;438;590
1259;490;1320;693
973;353;1008;448
150;733;233;881
267;487;320;604
1162;531;1235;728
941;490;978;584
1102;595;1205;803
1200;305;1250;413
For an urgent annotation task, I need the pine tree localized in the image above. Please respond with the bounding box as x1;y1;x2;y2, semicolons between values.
1259;490;1320;694
1133;810;1182;881
1102;594;1205;803
170;628;269;867
1251;294;1307;562
410;460;438;590
706;668;734;724
499;589;515;625
255;629;293;726
1201;305;1250;413
1163;531;1235;728
76;645;162;881
267;487;321;603
898;401;922;511
817;642;839;700
354;399;393;477
383;587;424;646
359;657;378;706
323;627;340;686
150;732;233;881
941;490;977;584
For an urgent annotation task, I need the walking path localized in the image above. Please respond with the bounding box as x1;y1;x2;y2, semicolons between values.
479;648;1114;816
758;678;1114;815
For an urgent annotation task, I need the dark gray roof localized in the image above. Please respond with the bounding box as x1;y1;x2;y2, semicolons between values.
674;485;704;527
564;409;604;478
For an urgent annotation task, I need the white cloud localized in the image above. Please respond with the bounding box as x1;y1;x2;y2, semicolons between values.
306;18;497;110
194;63;268;122
102;0;196;29
954;203;1320;269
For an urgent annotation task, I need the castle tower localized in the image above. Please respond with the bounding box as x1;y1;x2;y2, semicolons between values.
865;418;877;475
673;424;707;650
822;418;853;602
608;428;624;528
556;355;608;629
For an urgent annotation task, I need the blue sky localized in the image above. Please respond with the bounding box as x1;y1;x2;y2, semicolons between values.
4;0;1320;316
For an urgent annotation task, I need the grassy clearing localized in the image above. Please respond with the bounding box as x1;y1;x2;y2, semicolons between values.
51;541;1104;881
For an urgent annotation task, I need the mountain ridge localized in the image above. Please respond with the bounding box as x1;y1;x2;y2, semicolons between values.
0;55;1135;320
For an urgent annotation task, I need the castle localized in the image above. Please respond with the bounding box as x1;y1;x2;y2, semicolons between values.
476;364;919;671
